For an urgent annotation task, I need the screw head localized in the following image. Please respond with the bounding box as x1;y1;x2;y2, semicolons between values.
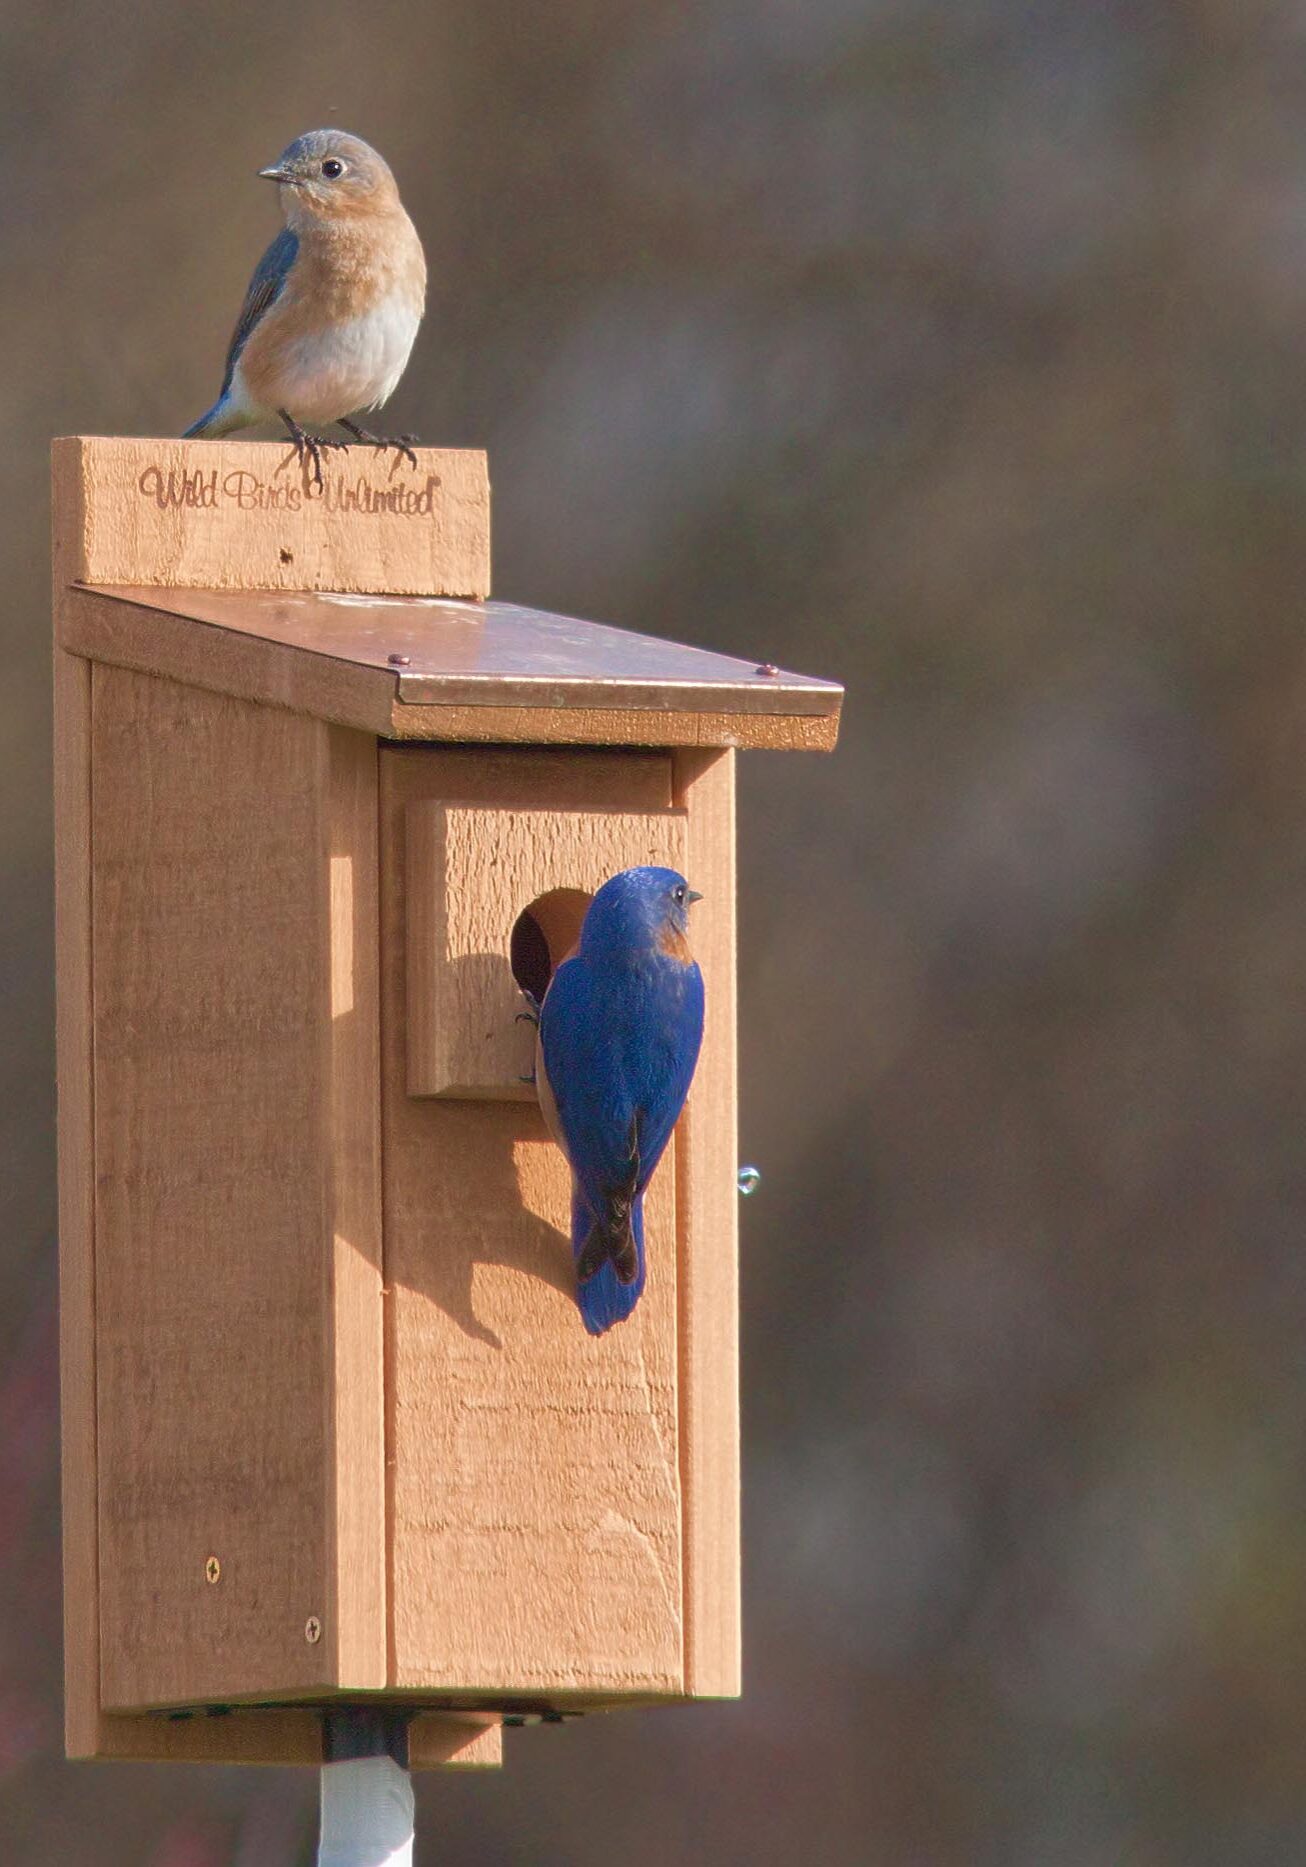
204;1556;221;1585
387;653;411;666
304;1616;322;1644
756;663;780;677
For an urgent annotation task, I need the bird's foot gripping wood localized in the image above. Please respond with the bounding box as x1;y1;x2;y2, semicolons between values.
515;994;540;1084
338;419;420;471
278;410;348;490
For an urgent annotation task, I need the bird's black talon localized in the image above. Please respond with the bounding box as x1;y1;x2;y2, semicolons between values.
280;410;328;489
518;1069;537;1085
339;419;420;471
515;1009;540;1029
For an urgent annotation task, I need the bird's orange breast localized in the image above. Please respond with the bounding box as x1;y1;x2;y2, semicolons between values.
656;924;694;964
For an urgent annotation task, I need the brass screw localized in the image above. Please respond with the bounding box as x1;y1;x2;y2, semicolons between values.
387;653;411;666
204;1556;221;1585
304;1616;322;1644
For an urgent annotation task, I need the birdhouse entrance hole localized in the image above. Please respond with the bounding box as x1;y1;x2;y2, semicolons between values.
510;888;591;1005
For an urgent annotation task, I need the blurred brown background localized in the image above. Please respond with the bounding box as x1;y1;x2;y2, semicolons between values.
6;1;1306;1861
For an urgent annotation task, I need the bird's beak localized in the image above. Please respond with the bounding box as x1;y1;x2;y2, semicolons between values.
687;889;704;905
257;165;298;184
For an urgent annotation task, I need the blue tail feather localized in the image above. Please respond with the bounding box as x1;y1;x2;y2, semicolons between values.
573;1186;645;1336
183;393;249;439
182;401;224;439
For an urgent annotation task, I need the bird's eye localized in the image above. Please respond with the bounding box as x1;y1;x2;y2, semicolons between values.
673;885;686;904
321;158;345;179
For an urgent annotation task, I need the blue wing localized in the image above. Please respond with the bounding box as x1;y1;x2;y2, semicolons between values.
540;951;703;1334
540;952;704;1219
218;227;299;397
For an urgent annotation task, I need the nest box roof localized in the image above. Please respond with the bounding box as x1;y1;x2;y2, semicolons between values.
71;584;842;749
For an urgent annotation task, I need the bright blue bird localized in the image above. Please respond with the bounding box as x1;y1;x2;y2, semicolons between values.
537;867;705;1336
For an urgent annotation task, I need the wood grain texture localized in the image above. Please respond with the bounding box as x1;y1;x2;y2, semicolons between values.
89;1710;330;1767
406;801;687;1098
381;747;686;1700
91;668;385;1710
388;701;841;752
54;646;100;1757
52;436;490;597
51;598;401;1768
673;750;741;1698
409;1715;503;1770
84;1711;500;1770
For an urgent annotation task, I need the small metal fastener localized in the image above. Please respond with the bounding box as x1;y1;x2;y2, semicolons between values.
755;663;780;677
204;1556;221;1585
737;1165;761;1196
387;653;411;666
304;1616;322;1644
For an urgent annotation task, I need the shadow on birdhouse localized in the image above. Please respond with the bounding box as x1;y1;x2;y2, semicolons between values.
51;435;843;1771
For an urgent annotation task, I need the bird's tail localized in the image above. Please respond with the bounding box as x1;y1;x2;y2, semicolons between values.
572;1184;645;1336
182;395;246;440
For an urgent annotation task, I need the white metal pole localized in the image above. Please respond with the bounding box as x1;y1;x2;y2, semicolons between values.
318;1755;415;1867
318;1713;416;1867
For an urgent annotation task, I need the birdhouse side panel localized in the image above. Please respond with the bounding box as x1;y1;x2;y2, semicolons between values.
90;667;385;1710
672;748;740;1698
55;648;99;1755
380;746;687;1699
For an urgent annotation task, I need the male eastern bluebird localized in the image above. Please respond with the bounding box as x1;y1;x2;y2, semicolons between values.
536;868;705;1336
183;130;426;485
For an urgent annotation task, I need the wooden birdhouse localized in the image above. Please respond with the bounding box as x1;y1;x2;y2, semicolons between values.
52;436;842;1771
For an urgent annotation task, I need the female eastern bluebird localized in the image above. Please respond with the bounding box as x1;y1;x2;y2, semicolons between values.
183;130;426;484
536;868;705;1336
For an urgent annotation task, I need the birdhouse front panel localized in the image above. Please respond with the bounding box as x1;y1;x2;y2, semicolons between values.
380;746;693;1698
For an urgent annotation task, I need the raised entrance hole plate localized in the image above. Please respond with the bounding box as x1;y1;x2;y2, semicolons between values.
405;802;688;1099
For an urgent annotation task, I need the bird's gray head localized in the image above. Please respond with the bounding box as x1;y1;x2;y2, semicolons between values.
258;130;402;224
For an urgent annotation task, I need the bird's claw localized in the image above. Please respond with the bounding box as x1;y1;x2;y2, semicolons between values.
279;410;339;490
338;419;420;471
516;995;539;1081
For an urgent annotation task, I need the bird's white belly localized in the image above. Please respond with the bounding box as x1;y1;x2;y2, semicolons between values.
272;293;420;424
